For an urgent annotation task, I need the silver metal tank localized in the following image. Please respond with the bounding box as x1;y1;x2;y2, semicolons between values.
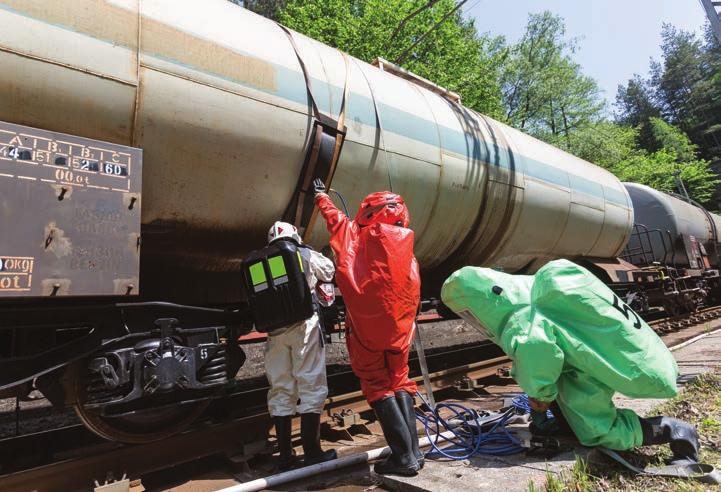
623;183;721;268
0;0;633;301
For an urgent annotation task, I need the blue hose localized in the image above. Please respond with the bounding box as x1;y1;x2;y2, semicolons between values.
510;393;553;418
414;392;525;460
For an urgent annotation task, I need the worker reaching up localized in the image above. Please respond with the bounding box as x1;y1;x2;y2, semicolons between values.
441;259;700;463
313;179;422;477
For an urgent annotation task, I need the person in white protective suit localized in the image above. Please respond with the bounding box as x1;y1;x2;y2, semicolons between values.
264;221;337;470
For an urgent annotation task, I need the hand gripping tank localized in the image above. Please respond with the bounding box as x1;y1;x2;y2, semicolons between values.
0;0;633;302
242;240;314;333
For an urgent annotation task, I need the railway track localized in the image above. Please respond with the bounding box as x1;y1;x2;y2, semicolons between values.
650;306;721;333
2;312;720;492
0;349;508;491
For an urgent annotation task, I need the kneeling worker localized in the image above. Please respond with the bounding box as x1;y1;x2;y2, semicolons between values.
441;259;699;463
264;222;337;470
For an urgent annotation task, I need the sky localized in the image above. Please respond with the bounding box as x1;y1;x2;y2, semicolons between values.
468;0;709;107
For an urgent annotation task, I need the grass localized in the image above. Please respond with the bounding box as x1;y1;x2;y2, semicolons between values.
527;369;721;492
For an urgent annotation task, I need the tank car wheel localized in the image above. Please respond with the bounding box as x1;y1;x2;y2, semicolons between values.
67;362;210;444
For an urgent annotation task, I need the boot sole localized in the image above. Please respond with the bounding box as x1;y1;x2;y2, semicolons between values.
373;464;420;476
304;450;338;467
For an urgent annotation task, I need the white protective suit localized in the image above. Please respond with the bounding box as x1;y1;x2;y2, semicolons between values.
264;248;335;416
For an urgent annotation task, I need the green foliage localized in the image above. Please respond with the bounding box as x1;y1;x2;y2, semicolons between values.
613;22;721;205
648;117;698;162
616;23;721;164
275;0;506;117
536;458;596;492
241;0;287;20
613;148;718;204
567;122;639;168
500;12;604;145
568;120;719;205
616;75;660;127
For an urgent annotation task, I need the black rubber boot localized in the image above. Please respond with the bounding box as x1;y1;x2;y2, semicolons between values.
529;402;576;438
273;415;297;471
640;416;700;464
372;396;420;476
395;391;424;469
300;413;337;466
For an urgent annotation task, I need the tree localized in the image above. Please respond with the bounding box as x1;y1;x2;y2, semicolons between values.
612;23;721;205
241;0;287;19
568;120;719;205
615;75;659;126
612;148;718;204
275;0;506;118
500;12;603;147
567;121;638;169
650;24;721;161
648;117;698;163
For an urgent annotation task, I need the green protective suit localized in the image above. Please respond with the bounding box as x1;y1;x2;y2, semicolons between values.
441;259;678;450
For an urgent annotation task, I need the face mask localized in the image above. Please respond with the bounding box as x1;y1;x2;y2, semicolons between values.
456;309;495;342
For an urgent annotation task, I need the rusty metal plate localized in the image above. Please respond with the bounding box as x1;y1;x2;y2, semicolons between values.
0;121;141;297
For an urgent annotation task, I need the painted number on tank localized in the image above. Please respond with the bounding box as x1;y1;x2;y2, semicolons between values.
103;162;127;177
611;294;642;329
4;147;32;160
80;159;99;172
55;168;90;185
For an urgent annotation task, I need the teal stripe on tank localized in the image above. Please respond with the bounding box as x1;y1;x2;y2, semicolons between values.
569;174;603;198
605;187;630;207
275;69;629;207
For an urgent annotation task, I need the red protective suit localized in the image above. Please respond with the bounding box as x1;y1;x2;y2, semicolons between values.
315;191;420;403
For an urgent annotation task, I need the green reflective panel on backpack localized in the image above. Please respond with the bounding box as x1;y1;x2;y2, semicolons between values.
268;256;286;278
249;262;265;285
249;262;268;292
268;255;289;285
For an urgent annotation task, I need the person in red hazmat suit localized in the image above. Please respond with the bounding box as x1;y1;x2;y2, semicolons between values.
313;178;422;476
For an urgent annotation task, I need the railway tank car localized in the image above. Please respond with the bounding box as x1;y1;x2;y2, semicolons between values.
620;183;721;314
0;0;635;442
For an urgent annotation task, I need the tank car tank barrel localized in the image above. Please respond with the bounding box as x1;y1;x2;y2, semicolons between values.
0;0;633;302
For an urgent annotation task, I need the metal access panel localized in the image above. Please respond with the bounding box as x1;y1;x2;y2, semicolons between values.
0;121;142;297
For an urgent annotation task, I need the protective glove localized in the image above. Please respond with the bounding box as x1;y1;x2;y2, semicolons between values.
530;409;559;435
528;397;551;413
313;178;327;196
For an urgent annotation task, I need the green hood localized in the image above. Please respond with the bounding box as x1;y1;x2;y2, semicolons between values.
441;266;533;340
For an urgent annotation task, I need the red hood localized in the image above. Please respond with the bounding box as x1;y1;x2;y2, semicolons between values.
354;191;410;228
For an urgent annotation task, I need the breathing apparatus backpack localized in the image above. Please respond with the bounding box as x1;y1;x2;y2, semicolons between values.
242;239;314;333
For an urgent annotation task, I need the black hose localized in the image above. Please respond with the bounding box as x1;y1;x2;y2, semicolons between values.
328;188;350;216
115;301;227;313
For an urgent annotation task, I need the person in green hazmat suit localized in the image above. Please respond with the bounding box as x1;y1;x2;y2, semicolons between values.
441;259;699;463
